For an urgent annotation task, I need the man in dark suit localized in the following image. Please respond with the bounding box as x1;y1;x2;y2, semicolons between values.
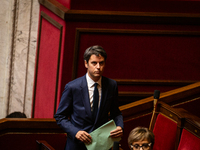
54;45;124;150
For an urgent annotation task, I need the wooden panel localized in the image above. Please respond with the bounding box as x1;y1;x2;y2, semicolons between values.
39;0;200;25
32;12;63;118
173;107;200;139
71;28;200;103
117;80;197;105
0;118;63;135
184;119;200;139
73;28;200;80
174;96;200;118
0;118;66;150
36;0;200;119
120;81;200;121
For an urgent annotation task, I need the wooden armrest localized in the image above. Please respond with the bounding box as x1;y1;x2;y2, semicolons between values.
36;140;55;150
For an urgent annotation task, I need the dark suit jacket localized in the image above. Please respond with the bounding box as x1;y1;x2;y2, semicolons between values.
54;75;124;150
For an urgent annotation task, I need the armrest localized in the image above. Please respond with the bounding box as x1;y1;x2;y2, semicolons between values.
36;140;55;150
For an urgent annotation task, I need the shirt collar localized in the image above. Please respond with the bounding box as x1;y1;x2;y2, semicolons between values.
86;73;102;88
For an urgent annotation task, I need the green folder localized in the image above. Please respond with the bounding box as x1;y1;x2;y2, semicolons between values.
85;120;121;150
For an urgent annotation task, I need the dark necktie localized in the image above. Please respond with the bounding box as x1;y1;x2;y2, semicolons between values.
92;83;99;120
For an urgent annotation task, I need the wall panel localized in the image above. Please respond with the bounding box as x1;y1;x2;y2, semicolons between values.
74;29;200;79
73;28;200;90
33;0;200;118
32;12;63;118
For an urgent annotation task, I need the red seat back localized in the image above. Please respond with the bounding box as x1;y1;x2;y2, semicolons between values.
153;114;177;150
177;129;200;150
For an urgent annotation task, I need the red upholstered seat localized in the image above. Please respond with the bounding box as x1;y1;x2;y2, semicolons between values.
177;129;200;150
153;114;177;150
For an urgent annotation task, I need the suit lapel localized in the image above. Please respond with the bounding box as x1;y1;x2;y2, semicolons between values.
80;76;92;118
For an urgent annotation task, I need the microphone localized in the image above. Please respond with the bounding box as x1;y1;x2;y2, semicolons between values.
153;90;160;113
149;90;160;130
154;90;160;100
113;141;119;150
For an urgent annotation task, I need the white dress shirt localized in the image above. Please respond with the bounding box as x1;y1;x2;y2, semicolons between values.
86;73;102;111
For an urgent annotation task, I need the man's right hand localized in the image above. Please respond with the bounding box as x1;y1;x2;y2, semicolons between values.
75;131;92;144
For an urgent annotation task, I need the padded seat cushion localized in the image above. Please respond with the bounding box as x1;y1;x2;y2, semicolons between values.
153;114;177;150
177;129;200;150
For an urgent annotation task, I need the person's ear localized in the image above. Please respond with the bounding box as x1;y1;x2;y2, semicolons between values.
84;60;88;69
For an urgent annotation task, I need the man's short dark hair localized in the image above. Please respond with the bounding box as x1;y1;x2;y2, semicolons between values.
84;45;107;63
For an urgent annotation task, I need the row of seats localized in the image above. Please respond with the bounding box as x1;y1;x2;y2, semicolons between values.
150;101;200;150
33;92;200;150
36;99;200;150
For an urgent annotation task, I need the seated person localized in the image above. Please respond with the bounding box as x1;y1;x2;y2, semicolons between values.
6;111;27;118
128;127;154;150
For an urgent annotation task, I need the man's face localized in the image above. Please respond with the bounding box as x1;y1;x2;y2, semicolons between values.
85;54;106;82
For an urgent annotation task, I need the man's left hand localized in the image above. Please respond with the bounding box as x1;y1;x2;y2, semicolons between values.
110;126;123;138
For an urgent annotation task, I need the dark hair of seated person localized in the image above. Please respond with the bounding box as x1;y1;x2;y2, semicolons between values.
6;111;27;118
